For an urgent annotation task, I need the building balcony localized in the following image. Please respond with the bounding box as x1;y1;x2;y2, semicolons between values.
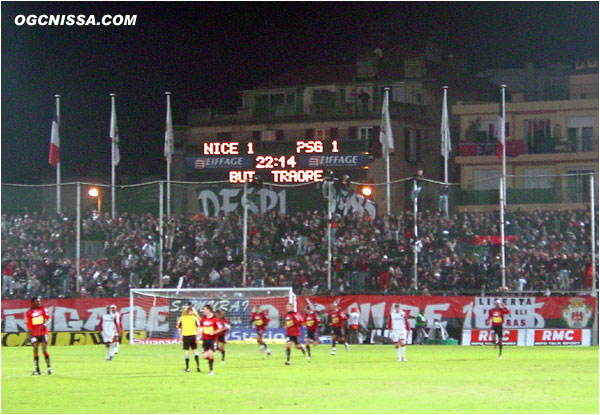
457;136;598;157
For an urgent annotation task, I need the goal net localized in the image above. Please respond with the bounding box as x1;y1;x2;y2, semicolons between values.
129;287;295;344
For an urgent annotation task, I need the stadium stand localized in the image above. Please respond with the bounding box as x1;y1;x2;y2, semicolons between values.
1;208;596;299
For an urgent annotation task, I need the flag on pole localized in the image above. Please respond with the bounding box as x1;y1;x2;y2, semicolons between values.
164;93;174;163
497;90;505;161
48;102;60;167
110;96;120;166
379;89;394;153
441;89;451;159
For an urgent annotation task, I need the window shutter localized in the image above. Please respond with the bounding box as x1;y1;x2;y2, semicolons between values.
348;127;357;140
416;129;422;162
306;128;314;139
252;131;261;141
404;128;410;162
276;130;284;141
371;126;382;158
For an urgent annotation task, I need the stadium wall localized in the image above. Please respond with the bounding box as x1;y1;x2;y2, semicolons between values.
1;295;595;346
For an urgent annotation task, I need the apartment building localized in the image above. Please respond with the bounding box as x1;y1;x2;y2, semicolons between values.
177;42;496;213
453;60;599;210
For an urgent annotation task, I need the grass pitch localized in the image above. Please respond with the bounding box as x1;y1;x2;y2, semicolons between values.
1;344;598;414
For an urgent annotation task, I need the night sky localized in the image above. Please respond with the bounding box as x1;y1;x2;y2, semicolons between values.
1;2;598;184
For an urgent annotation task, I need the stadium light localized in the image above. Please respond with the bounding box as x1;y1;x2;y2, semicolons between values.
361;185;373;197
88;187;101;212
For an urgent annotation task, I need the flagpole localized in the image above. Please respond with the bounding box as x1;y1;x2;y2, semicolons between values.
165;92;172;219
386;149;391;215
499;176;506;290
55;95;61;214
110;93;117;219
499;85;507;291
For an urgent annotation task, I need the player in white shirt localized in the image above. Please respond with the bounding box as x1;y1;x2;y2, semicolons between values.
97;306;119;361
387;304;411;362
347;307;361;344
110;304;122;354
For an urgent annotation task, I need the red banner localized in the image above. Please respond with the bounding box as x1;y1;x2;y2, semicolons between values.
1;295;596;334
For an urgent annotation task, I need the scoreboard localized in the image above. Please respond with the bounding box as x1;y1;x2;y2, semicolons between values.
185;140;369;183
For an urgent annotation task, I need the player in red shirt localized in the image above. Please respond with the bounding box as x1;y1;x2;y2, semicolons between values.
284;303;306;365
26;297;52;375
485;299;511;359
215;309;231;364
110;304;122;354
304;304;321;360
250;305;272;356
200;304;225;375
327;303;349;355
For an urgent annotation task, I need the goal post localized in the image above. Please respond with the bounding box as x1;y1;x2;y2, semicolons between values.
128;287;295;344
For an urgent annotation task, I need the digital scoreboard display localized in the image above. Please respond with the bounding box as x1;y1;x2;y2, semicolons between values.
185;140;369;183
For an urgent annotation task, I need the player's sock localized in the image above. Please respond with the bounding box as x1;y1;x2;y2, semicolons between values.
400;346;406;360
208;358;214;371
221;350;225;362
106;347;111;360
44;352;51;368
115;342;119;353
499;344;503;357
307;345;311;358
300;346;306;356
332;339;336;349
34;355;40;371
395;346;401;360
185;357;189;369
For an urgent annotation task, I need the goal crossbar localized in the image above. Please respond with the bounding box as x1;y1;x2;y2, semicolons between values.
129;287;295;344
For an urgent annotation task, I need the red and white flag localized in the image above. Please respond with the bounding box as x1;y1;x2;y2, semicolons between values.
48;102;60;167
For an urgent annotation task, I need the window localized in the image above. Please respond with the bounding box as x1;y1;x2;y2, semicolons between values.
473;169;501;190
523;168;553;189
358;127;374;141
262;130;276;141
392;83;405;103
567;117;594;152
316;128;330;140
566;168;594;203
404;128;421;163
216;132;232;141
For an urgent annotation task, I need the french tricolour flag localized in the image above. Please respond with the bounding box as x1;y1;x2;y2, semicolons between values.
48;106;60;167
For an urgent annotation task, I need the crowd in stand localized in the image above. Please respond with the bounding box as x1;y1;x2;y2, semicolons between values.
1;207;596;299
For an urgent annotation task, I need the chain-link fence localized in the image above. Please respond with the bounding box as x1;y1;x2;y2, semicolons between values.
2;173;597;300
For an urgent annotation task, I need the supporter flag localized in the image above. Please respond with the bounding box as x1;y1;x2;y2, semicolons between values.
164;92;174;164
48;101;60;167
497;89;505;161
379;89;394;153
110;95;120;166
441;88;451;160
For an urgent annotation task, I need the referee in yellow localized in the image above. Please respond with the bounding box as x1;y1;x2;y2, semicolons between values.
177;306;201;372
